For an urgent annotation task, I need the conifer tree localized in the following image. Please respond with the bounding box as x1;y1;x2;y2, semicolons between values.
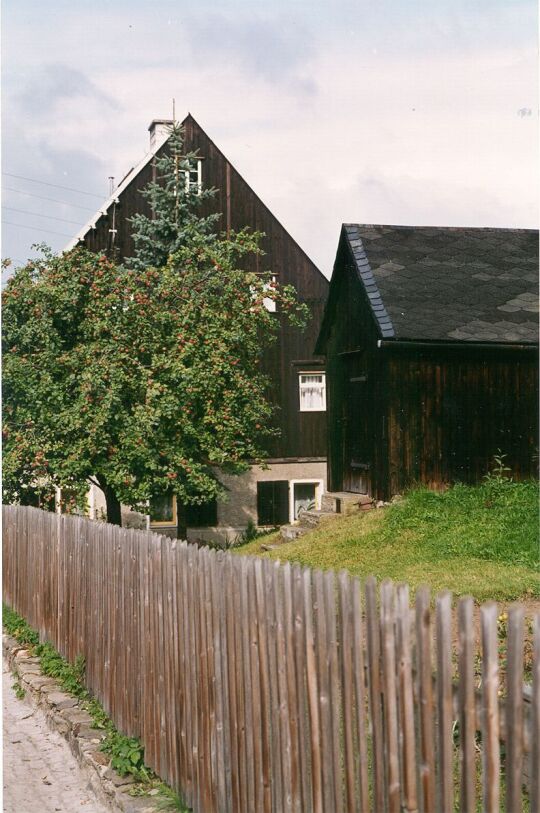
127;125;220;270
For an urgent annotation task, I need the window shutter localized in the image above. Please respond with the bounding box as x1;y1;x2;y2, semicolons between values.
257;481;289;526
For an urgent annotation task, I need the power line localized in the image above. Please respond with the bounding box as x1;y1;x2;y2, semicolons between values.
2;220;73;238
3;186;96;212
3;206;85;226
2;172;103;199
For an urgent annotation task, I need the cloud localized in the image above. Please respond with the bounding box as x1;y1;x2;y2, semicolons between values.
2;2;537;275
184;14;317;92
17;64;119;115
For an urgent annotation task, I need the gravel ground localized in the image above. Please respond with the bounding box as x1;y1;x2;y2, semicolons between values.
2;664;109;813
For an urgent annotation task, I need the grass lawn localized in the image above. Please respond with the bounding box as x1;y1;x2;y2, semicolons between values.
236;480;539;602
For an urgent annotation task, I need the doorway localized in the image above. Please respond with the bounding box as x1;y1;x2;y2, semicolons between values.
290;480;323;522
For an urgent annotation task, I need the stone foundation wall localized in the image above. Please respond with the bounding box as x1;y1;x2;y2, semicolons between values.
187;460;327;544
86;460;327;543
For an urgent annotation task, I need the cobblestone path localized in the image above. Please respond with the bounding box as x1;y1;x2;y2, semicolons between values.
2;665;109;813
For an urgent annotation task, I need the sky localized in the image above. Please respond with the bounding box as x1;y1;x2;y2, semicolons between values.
2;0;538;278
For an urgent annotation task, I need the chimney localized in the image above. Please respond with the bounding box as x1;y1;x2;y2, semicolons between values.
148;119;174;151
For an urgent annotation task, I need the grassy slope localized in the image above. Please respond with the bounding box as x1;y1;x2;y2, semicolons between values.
237;480;539;602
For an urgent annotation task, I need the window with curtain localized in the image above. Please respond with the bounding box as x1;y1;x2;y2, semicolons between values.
299;372;326;412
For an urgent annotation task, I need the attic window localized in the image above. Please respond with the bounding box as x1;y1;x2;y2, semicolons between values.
184;159;202;195
299;372;326;412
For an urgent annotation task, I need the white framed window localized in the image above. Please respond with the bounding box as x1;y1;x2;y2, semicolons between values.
299;372;326;412
184;159;202;195
263;274;277;312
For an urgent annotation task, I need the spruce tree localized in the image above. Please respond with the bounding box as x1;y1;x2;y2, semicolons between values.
127;124;220;270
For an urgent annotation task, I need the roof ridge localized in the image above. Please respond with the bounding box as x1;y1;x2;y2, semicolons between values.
343;222;538;234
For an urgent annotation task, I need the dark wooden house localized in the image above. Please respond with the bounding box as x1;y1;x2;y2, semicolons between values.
316;224;539;500
66;117;329;538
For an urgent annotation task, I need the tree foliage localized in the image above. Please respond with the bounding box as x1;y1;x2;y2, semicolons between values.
2;126;308;521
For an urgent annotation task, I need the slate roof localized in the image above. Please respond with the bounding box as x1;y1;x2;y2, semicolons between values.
342;224;539;343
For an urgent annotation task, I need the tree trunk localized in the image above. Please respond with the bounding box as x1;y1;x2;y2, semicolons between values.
96;476;122;526
176;501;187;541
104;488;122;526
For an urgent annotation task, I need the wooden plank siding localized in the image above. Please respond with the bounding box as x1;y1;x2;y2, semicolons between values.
80;115;328;461
385;348;539;496
324;246;389;497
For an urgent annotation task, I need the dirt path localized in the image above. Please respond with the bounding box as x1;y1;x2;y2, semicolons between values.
2;664;109;813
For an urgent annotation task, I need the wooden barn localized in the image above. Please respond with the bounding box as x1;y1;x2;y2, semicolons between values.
315;224;539;501
65;117;329;539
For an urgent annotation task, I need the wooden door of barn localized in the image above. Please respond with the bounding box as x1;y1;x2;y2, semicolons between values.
342;355;371;494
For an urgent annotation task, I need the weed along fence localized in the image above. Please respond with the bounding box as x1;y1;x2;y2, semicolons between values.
3;505;539;813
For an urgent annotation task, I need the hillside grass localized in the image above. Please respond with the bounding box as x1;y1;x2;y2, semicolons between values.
236;480;539;602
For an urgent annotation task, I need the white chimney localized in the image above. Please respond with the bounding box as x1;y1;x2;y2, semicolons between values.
148;119;174;151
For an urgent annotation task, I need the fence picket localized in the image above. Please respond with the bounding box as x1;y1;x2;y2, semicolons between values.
265;559;284;812
531;614;540;813
457;596;476;813
481;601;500;813
415;585;436;813
238;555;255;813
274;561;293;812
304;567;323;813
436;590;454;813
396;583;417;813
313;568;333;813
351;577;370;813
364;576;385;812
324;571;344;813
292;563;311;813
380;579;400;813
338;572;356;813
506;603;524;813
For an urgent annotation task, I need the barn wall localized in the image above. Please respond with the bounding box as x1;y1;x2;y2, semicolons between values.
81;116;329;462
323;241;388;497
386;349;539;495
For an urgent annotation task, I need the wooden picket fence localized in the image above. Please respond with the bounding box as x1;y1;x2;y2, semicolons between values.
2;505;539;812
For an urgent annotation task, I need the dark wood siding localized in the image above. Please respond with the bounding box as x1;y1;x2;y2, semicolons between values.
324;241;388;497
385;349;539;496
81;115;328;461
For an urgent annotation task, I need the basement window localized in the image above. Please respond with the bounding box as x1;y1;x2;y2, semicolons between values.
299;372;326;412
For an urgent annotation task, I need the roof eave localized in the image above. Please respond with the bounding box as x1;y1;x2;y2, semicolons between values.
63;125;177;253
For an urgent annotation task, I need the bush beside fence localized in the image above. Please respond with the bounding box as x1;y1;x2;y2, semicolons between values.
2;505;539;812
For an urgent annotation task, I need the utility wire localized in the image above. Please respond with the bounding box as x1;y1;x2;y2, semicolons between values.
3;206;85;226
2;172;103;199
3;186;96;212
2;220;73;238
